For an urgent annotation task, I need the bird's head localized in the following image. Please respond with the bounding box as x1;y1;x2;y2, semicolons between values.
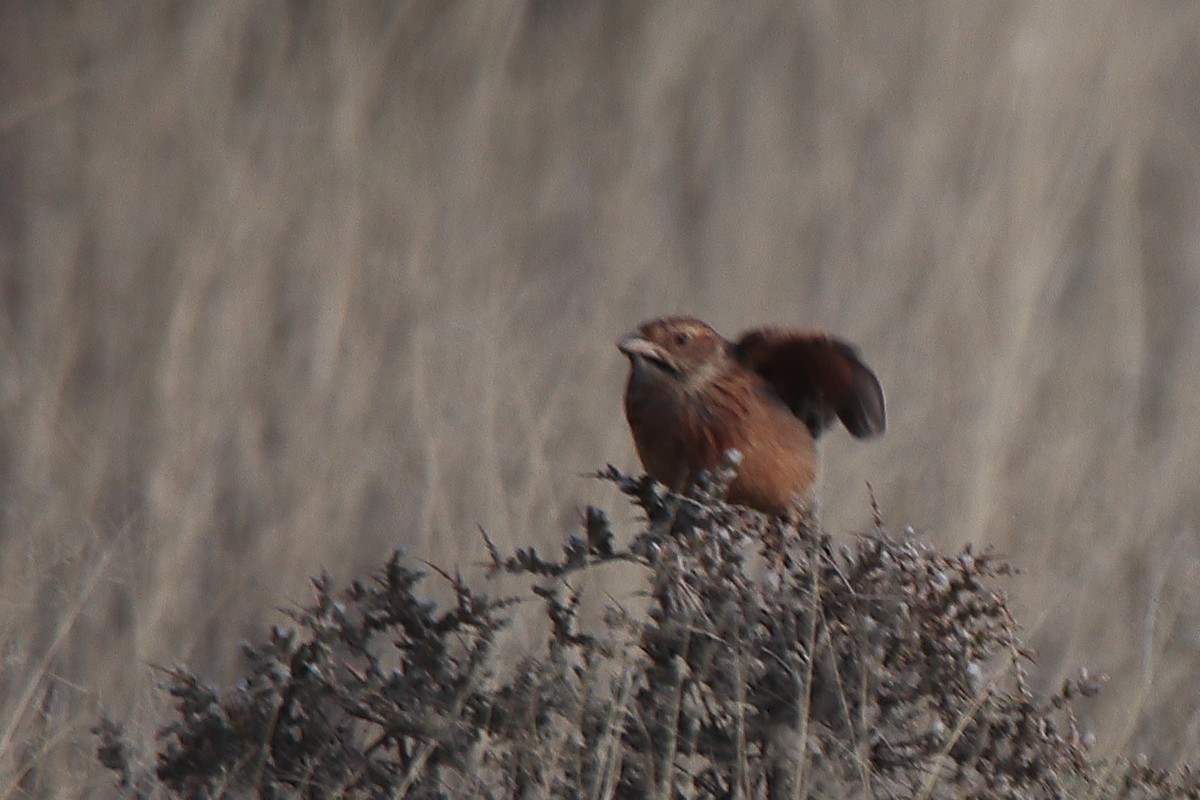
617;316;730;391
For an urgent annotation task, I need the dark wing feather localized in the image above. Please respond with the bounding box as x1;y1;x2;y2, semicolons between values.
734;327;886;439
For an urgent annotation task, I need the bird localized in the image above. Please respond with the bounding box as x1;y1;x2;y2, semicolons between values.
617;315;885;517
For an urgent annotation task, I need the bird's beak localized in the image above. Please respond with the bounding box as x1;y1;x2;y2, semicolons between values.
617;332;678;375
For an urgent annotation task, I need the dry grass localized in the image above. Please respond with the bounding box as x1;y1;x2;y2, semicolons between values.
2;1;1200;796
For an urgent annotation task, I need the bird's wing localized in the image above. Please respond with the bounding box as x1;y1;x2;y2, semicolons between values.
734;327;885;439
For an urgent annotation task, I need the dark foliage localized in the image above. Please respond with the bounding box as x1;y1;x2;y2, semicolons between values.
96;466;1200;798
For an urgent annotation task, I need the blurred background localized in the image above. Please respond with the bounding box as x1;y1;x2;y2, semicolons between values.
3;2;1200;795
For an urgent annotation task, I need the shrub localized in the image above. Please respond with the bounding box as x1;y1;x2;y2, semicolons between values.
96;466;1200;798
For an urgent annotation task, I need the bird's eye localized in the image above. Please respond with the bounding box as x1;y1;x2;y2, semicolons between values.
674;331;690;346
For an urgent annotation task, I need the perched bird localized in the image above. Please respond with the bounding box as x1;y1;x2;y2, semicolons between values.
618;316;885;516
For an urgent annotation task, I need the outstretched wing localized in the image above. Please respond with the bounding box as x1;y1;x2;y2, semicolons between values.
734;327;885;439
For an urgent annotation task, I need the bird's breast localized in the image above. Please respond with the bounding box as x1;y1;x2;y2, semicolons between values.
624;370;817;515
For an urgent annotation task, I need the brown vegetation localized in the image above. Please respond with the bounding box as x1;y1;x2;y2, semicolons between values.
96;469;1198;798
